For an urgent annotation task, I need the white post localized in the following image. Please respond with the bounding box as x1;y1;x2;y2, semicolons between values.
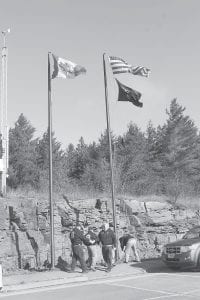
0;264;3;290
0;29;10;196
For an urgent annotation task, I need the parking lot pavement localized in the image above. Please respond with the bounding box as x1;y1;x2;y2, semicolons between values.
2;261;145;293
129;258;178;273
130;257;200;274
1;259;200;300
106;272;200;299
1;271;200;300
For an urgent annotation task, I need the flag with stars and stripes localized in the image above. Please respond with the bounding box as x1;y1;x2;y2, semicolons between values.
109;56;150;77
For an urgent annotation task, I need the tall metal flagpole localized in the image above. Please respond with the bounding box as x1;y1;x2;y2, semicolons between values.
0;29;10;196
48;52;55;268
103;53;119;259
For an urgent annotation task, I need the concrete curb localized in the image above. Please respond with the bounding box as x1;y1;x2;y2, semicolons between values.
2;276;87;293
1;268;145;294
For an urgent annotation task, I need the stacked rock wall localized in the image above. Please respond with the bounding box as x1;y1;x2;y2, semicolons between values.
0;202;19;272
0;195;200;273
0;195;119;272
121;198;200;259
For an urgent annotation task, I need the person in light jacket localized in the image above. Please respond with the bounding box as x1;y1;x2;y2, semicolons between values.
85;226;99;271
119;226;140;263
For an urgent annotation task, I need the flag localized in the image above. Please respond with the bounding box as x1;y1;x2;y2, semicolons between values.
115;79;143;107
52;54;86;79
109;56;150;77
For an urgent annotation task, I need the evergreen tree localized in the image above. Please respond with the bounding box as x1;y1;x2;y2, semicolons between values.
116;123;146;194
97;130;115;162
161;99;199;201
66;137;89;180
36;130;66;190
65;135;113;192
143;122;164;194
8;114;39;188
87;141;112;191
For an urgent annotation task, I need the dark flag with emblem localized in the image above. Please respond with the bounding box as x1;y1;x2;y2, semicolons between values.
115;79;143;107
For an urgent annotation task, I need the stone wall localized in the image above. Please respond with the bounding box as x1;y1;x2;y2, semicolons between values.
0;195;199;273
121;198;200;259
0;203;18;272
0;195;119;273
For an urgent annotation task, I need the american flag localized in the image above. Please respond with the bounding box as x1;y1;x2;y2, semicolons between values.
109;56;150;77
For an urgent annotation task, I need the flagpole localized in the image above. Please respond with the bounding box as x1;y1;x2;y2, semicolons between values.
48;52;55;269
0;29;10;196
103;53;119;259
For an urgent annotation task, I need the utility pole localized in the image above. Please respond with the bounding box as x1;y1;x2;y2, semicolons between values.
0;29;10;196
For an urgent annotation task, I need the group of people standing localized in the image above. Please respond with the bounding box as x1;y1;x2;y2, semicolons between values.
68;222;140;273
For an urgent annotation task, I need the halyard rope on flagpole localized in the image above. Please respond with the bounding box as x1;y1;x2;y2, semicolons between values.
47;52;86;269
103;53;119;260
48;52;55;269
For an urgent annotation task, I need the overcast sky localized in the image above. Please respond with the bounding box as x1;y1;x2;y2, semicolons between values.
1;0;200;147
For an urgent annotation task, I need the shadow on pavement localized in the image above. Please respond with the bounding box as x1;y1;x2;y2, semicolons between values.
95;266;107;272
130;258;200;274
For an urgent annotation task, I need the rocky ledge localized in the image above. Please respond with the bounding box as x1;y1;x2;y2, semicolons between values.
0;195;199;273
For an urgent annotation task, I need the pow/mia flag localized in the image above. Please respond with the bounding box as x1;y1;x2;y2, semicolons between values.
115;79;143;107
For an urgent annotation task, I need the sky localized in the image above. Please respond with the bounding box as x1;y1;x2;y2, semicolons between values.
1;0;200;148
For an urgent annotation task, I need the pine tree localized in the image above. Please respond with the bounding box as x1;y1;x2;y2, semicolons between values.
36;130;66;190
65;137;89;180
116;122;146;194
8;114;39;188
161;99;199;201
97;130;115;162
144;122;164;194
81;141;111;191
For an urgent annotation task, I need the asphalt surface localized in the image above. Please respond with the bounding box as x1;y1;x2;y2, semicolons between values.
1;260;200;300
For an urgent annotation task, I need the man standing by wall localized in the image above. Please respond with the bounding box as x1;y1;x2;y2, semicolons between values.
98;223;116;272
85;226;99;271
69;224;89;273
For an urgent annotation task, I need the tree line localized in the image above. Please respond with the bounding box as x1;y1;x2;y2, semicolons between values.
7;99;200;202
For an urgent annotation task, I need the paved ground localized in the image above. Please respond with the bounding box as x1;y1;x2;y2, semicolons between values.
1;272;200;300
0;259;200;299
1;260;145;292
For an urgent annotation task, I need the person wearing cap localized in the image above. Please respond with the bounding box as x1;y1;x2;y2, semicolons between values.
119;226;140;263
98;223;116;272
85;226;99;271
69;224;91;273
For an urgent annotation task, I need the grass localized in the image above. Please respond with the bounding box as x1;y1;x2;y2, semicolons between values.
5;187;200;211
117;194;169;203
117;193;200;210
176;196;200;210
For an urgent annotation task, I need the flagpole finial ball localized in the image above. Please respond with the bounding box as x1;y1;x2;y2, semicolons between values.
2;28;10;35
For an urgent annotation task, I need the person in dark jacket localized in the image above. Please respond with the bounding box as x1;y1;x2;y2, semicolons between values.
119;226;140;263
70;224;92;273
85;226;99;271
98;223;116;272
